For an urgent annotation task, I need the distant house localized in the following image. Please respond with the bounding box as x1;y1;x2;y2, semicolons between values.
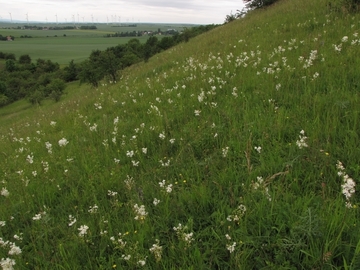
6;36;13;41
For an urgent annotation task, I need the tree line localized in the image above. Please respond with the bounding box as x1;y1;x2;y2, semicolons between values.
0;24;218;107
79;24;218;87
104;29;179;38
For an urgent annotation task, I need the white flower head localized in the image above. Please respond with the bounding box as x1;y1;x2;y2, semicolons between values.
8;243;22;255
153;198;160;206
1;187;9;197
26;154;34;164
0;258;16;269
78;225;89;237
58;138;69;147
159;133;166;140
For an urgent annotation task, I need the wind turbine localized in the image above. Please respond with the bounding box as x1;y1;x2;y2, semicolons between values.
25;13;29;24
55;14;58;24
9;12;12;23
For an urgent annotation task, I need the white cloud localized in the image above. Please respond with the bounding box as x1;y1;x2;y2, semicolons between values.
0;0;245;24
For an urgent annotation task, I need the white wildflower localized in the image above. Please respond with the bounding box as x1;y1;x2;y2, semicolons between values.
0;258;16;270
78;225;89;237
226;242;236;253
153;198;160;206
296;130;308;149
254;146;262;153
149;239;162;261
68;215;77;227
58;138;69;147
26;154;34;164
159;133;166;140
222;147;229;158
88;204;98;214
1;188;9;197
8;243;22;256
122;254;131;261
133;204;148;221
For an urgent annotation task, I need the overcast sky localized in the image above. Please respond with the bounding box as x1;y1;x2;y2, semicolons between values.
0;0;245;24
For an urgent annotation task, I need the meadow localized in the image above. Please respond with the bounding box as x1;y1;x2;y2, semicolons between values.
0;23;190;65
1;0;360;269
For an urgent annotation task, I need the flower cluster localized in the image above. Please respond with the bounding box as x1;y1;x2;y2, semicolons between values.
296;130;308;149
337;161;356;208
252;176;272;201
68;215;77;227
173;223;194;246
0;258;16;270
222;147;229;158
58;138;69;147
159;180;173;193
254;146;262;154
227;204;247;223
149;239;163;262
78;225;89;237
133;204;148;221
1;187;9;197
32;211;46;221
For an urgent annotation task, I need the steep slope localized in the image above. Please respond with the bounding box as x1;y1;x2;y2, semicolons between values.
1;0;360;268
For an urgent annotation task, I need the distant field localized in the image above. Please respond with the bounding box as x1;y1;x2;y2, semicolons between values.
0;23;191;65
0;36;148;65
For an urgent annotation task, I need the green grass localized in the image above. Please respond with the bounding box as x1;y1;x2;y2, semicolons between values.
1;0;360;268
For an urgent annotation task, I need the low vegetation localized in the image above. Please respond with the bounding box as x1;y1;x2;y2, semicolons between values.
0;0;360;268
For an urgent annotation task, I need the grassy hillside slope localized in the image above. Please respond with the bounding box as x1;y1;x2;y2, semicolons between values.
1;0;360;268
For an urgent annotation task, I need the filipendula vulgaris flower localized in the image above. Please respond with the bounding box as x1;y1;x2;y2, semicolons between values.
133;204;148;221
0;258;16;270
337;161;356;208
78;225;89;237
1;188;9;197
296;130;308;149
149;239;163;262
227;204;247;223
173;223;194;246
58;138;69;147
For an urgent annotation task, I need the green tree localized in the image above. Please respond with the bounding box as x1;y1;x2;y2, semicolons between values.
158;37;175;51
143;36;159;62
79;59;105;87
0;94;8;107
46;79;66;102
18;54;32;65
4;53;16;60
28;89;44;105
100;50;120;82
63;60;78;82
243;0;279;9
5;59;16;72
0;81;7;95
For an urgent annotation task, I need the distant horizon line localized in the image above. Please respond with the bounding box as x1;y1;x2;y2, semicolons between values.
0;20;204;25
